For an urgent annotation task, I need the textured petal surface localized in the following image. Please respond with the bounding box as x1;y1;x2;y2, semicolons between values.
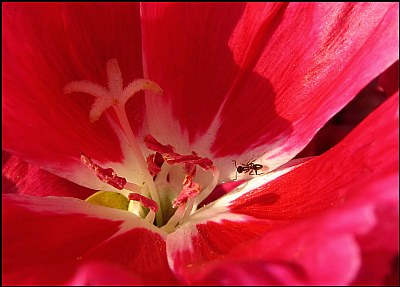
2;194;178;285
296;74;391;158
166;94;399;284
141;2;399;180
2;151;95;199
195;175;398;286
2;3;144;188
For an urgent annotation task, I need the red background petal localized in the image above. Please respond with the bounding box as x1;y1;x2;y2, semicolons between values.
167;93;399;284
141;2;399;163
2;194;179;285
2;151;95;199
3;3;144;180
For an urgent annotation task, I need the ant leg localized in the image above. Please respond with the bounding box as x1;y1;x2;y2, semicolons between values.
249;170;264;176
254;170;264;176
232;160;238;180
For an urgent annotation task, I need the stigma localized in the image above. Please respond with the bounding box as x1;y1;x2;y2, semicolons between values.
64;58;219;232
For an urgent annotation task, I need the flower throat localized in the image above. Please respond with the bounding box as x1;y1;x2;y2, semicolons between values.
64;59;219;233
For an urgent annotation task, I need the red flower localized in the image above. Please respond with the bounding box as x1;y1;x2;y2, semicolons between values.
2;2;399;285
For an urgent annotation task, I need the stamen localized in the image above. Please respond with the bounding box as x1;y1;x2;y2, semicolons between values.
80;153;127;190
172;162;200;208
179;197;195;225
145;210;156;224
161;204;186;233
144;134;175;154
191;166;220;213
167;152;214;169
128;192;159;224
144;135;213;169
124;182;141;193
146;154;162;176
144;133;219;217
66;58;164;226
66;58;222;231
113;108;163;225
128;192;159;213
172;177;201;208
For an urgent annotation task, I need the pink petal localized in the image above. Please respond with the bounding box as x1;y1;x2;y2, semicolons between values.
195;236;361;285
141;3;398;172
207;175;398;286
169;175;397;285
3;3;144;188
168;198;372;285
198;211;370;285
2;194;177;285
166;93;398;284
352;179;399;285
2;151;95;199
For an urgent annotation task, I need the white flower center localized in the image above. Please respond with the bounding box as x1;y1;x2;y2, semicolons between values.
64;59;219;233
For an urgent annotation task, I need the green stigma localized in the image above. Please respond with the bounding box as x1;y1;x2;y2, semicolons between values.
85;191;129;211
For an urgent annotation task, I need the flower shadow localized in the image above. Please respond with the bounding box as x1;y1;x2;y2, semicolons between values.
142;3;293;160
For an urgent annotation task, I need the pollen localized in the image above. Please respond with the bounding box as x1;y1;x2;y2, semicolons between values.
66;58;219;231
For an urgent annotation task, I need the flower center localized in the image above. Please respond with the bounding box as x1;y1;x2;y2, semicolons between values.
64;59;219;233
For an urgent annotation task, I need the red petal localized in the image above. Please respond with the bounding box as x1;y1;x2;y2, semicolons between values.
204;175;398;286
352;182;399;285
66;261;143;285
168;174;398;285
166;93;398;284
2;151;95;199
2;194;177;285
167;203;371;284
296;77;390;158
4;260;143;286
229;94;398;219
3;3;144;186
195;236;361;285
82;228;179;285
141;3;398;170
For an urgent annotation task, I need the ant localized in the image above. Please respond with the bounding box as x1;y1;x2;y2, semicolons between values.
233;159;263;180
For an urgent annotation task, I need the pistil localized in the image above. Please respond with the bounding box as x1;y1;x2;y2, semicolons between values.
65;58;220;231
65;58;164;224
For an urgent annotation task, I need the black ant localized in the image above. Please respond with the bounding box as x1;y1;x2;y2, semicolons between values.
233;159;263;180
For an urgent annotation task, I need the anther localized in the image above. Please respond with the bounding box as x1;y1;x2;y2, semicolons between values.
128;192;159;213
80;153;127;190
